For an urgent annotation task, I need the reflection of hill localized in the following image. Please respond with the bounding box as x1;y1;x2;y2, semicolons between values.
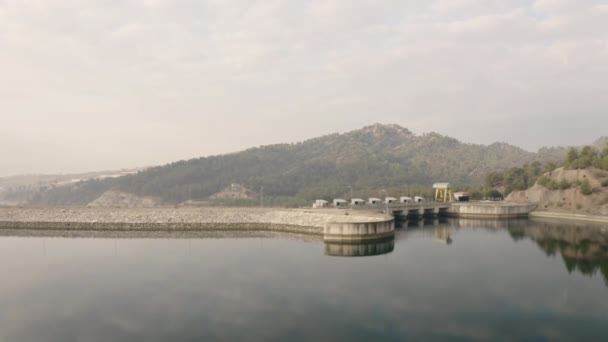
508;221;608;286
324;238;394;257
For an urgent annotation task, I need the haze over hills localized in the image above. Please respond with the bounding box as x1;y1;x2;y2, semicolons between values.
593;137;608;150
3;123;582;207
0;168;144;206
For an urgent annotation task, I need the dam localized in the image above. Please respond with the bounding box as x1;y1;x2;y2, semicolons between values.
349;201;536;219
0;202;536;244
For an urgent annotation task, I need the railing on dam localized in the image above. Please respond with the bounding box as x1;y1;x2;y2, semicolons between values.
347;202;451;214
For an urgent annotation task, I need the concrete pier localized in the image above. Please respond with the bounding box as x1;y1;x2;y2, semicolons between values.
324;218;395;242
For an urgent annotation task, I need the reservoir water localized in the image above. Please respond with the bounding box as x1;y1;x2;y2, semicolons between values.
0;219;607;341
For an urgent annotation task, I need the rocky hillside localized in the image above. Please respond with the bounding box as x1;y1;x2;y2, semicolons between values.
24;124;569;206
507;167;608;215
87;190;161;208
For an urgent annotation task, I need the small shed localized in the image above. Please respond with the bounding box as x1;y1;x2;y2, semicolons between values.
333;199;348;207
414;196;425;202
400;196;413;203
385;197;398;204
368;198;382;205
351;198;366;206
313;199;329;208
453;192;469;202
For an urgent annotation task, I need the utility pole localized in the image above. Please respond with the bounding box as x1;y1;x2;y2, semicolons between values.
260;186;264;208
347;185;353;202
381;189;389;218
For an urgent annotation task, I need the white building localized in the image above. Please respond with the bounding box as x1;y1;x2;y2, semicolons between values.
385;197;398;204
414;196;425;202
351;198;366;206
368;198;382;204
400;196;413;203
313;200;329;208
453;192;469;202
333;199;348;207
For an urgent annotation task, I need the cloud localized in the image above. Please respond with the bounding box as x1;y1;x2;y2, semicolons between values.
0;0;606;175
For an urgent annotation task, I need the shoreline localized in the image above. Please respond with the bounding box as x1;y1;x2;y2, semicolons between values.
0;228;326;241
0;221;325;235
530;211;608;225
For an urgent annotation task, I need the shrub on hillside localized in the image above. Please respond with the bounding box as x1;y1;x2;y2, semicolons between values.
558;179;571;190
537;176;550;187
544;180;561;190
580;179;593;196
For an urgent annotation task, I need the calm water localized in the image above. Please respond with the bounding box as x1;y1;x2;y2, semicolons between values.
1;219;607;341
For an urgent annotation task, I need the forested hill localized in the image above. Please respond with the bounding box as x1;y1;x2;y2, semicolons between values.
29;124;566;206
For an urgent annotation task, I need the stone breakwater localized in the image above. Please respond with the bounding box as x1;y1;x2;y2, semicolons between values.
0;207;388;236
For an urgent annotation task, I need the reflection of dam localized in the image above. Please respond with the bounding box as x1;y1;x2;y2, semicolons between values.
396;217;449;229
433;228;452;244
324;237;395;257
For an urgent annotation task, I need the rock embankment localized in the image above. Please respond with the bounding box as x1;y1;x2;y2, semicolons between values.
507;167;608;216
0;207;386;235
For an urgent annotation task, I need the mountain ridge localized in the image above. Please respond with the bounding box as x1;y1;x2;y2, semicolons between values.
7;123;604;207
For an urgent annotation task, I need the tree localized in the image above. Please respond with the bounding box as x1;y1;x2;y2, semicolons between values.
485;189;504;199
484;172;503;188
567;147;579;165
544;162;557;173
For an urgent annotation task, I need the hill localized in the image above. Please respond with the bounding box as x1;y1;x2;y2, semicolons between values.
20;124;571;206
507;167;608;215
506;143;608;216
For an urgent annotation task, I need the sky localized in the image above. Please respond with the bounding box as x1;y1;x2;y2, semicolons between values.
1;0;607;176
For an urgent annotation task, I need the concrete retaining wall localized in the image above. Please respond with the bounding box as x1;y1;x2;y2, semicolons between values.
448;203;536;218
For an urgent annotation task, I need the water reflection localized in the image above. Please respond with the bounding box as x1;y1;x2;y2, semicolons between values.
438;218;608;285
324;238;394;257
507;221;608;286
400;217;450;229
433;228;452;245
1;220;608;341
396;218;454;245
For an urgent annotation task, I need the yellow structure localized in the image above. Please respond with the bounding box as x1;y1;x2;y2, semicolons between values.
433;182;453;203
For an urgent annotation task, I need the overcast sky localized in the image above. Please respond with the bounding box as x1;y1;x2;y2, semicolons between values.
1;0;607;176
